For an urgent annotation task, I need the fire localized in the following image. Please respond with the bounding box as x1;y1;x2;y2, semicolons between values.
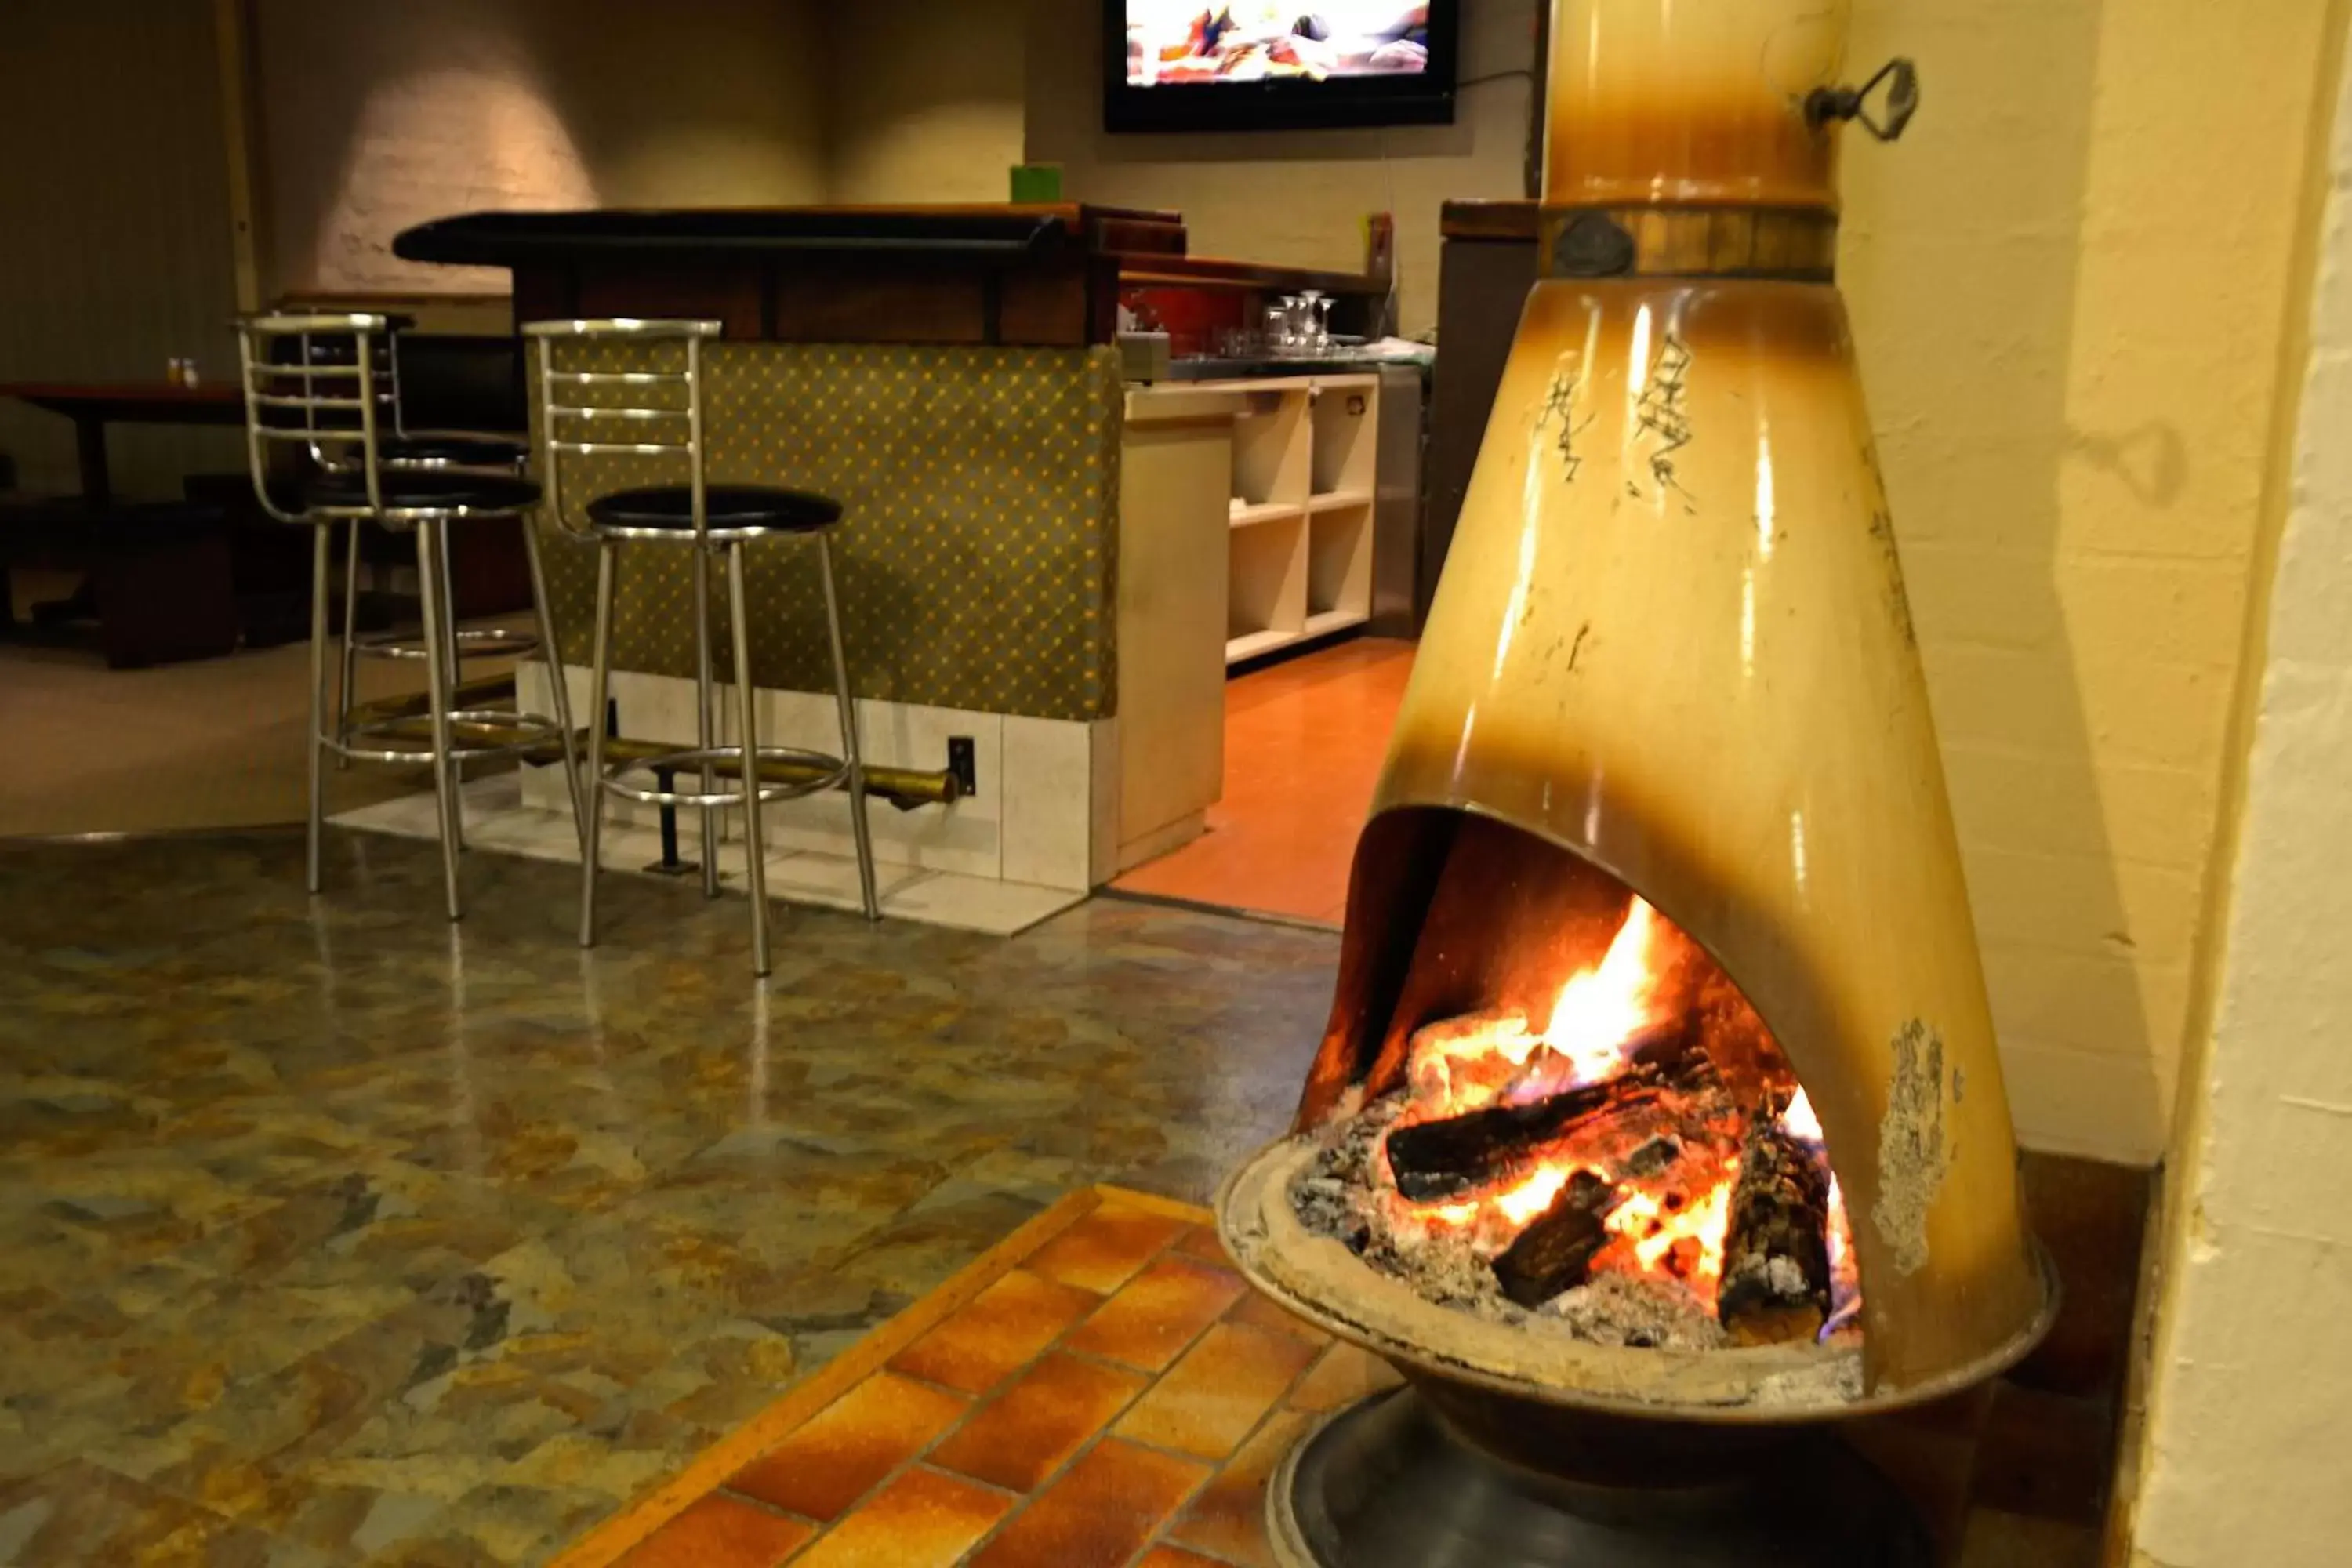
1539;896;1663;1087
1416;1162;1579;1241
1780;1085;1824;1142
1822;1174;1862;1338
1403;896;1668;1120
1377;894;1862;1338
1604;1172;1735;1289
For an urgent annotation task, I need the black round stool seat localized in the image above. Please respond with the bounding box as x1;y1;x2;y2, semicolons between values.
587;484;843;535
304;468;542;515
384;433;529;470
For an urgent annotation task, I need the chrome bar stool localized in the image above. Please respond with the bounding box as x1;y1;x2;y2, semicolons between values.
527;318;880;976
297;318;540;797
235;312;585;919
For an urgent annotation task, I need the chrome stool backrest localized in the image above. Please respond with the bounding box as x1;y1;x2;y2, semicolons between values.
524;318;720;543
234;312;398;523
232;310;584;922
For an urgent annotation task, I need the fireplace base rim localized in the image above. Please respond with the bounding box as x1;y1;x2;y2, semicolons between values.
1220;1134;2060;1423
1268;1385;1936;1568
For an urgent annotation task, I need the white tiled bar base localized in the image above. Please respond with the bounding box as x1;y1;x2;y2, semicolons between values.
330;663;1107;936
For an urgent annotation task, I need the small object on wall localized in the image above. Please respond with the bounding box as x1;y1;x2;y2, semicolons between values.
1011;163;1065;204
1363;212;1396;282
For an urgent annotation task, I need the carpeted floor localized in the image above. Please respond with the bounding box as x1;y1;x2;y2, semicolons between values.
0;604;513;839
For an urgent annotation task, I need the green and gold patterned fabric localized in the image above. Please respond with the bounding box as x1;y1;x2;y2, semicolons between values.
532;343;1123;723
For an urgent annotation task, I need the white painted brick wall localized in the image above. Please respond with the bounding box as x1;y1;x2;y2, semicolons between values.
1843;0;2336;1161
2132;27;2352;1566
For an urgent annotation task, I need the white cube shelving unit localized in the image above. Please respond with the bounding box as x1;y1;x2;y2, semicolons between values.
1214;372;1381;666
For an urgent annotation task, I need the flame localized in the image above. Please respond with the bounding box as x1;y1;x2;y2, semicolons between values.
1402;898;1668;1123
1780;1085;1824;1143
1377;894;1866;1335
1539;897;1664;1087
1822;1172;1862;1338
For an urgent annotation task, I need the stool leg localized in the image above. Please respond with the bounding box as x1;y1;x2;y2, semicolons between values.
691;543;720;899
336;521;361;771
579;539;618;949
437;531;466;853
521;517;586;844
728;540;771;976
306;521;334;894
817;534;880;922
415;519;465;922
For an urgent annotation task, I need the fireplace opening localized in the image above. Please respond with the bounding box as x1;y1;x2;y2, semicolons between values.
1288;811;1864;1369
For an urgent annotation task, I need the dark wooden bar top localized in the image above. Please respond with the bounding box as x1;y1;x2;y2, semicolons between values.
392;205;1391;349
1440;199;1541;243
394;204;1180;349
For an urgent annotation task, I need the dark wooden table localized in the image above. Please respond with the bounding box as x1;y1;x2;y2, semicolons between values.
0;380;245;666
0;380;245;504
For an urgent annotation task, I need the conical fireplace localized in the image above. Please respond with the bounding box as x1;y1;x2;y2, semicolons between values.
1216;3;2059;1563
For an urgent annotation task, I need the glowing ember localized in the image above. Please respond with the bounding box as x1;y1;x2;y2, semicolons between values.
1604;1172;1735;1288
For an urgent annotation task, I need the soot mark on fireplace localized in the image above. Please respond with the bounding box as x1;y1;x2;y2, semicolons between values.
1536;368;1595;484
1634;333;1697;505
1567;622;1592;672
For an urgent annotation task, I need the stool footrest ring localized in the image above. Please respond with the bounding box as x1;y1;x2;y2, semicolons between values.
599;744;851;808
335;708;569;766
354;626;542;662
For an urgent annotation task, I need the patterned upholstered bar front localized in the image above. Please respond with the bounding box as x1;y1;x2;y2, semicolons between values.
533;341;1126;724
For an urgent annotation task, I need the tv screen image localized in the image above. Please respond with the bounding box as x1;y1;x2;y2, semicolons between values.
1105;2;1457;132
1125;3;1433;87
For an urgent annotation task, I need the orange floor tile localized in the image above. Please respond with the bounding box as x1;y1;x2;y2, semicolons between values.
554;1181;2110;1568
1114;638;1415;925
561;1188;1396;1568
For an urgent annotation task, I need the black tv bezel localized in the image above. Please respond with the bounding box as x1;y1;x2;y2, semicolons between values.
1103;3;1461;134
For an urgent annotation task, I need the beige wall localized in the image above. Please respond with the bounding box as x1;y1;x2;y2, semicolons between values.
828;2;1026;205
2126;9;2352;1557
1840;0;2342;1162
252;0;830;295
1025;0;1541;338
0;0;242;498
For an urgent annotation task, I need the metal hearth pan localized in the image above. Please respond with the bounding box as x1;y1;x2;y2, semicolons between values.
1218;1136;2060;1427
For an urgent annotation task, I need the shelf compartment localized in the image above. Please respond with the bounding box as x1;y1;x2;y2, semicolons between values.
1307;500;1374;622
1232;388;1309;508
1229;509;1307;652
1311;380;1378;498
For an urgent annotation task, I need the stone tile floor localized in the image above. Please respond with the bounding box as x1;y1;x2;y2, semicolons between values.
0;830;1336;1565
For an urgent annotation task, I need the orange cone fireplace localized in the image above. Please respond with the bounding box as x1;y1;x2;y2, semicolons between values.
1217;2;2058;1563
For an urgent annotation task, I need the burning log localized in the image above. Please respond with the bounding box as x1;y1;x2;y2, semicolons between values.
1715;1105;1834;1346
1491;1169;1619;1307
1383;1022;1708;1201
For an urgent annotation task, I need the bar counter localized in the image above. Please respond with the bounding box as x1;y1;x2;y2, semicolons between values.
387;204;1350;903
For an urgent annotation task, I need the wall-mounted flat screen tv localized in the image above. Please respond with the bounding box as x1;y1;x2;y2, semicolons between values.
1105;2;1460;133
